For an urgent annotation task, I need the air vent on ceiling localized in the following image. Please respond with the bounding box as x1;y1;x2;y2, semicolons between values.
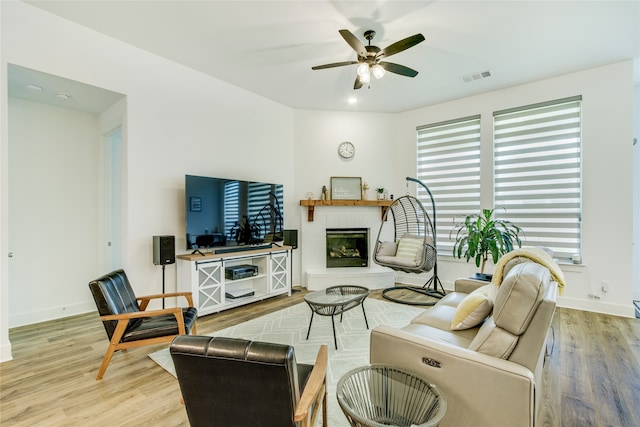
461;70;491;83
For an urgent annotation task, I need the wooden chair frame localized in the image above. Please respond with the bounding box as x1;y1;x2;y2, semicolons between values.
294;344;328;427
96;291;196;380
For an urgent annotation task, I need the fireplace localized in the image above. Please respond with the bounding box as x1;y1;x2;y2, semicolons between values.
326;228;369;268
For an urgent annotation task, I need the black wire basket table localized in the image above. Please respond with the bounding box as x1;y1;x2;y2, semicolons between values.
337;365;447;427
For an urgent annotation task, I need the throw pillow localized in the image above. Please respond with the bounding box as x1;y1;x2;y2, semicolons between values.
376;241;397;257
395;237;423;260
451;285;493;331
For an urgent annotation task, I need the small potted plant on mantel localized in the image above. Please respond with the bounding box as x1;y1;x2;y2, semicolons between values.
449;208;523;281
375;187;385;200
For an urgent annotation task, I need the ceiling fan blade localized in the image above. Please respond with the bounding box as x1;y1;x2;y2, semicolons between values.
312;61;358;70
379;33;425;58
379;62;419;77
354;75;364;90
339;29;367;58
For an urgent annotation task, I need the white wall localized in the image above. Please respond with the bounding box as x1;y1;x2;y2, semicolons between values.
0;0;10;361
293;110;400;202
292;110;401;285
632;61;639;302
396;61;635;317
1;1;295;361
8;98;101;326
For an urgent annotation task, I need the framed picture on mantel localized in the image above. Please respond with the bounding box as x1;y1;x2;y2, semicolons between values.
331;176;362;200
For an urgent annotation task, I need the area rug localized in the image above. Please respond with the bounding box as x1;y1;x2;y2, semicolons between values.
149;298;424;425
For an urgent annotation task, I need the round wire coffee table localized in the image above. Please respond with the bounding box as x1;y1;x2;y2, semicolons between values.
337;364;447;427
304;285;370;349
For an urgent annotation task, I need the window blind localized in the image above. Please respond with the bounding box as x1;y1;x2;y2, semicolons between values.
224;181;239;238
417;115;481;255
493;96;582;261
247;182;273;238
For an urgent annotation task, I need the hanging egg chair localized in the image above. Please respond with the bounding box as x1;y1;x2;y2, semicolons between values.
373;177;445;305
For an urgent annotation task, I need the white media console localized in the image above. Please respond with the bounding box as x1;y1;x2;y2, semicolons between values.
177;245;292;317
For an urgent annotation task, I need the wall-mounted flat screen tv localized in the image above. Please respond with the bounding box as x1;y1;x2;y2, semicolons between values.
185;175;284;251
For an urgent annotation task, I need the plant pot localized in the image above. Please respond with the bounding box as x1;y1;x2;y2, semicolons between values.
471;272;493;282
376;193;384;200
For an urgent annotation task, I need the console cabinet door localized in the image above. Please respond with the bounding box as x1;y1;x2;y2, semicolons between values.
194;260;223;315
270;251;289;294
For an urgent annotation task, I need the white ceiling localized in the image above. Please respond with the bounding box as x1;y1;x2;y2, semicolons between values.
19;1;640;113
8;64;125;115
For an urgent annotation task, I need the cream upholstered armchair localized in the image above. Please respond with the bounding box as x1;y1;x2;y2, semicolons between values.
370;257;558;427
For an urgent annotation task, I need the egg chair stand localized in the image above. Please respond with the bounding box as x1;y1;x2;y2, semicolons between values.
374;177;445;306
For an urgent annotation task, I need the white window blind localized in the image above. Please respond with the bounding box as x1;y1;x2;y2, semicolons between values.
223;181;239;238
493;96;582;261
247;182;273;239
417;115;481;255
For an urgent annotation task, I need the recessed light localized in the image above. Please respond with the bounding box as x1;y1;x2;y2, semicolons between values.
348;97;358;104
56;93;71;101
25;84;43;92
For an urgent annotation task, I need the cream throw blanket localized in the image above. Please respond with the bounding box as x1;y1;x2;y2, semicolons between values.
490;247;566;294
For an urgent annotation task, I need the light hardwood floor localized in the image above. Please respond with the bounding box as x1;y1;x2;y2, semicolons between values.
1;288;639;426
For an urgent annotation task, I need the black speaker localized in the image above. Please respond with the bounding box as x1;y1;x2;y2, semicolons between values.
153;235;175;265
283;229;298;249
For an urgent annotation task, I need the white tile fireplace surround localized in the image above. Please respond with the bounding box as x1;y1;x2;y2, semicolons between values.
300;205;395;290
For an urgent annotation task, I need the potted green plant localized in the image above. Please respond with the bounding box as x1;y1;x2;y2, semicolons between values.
375;187;385;200
450;208;523;281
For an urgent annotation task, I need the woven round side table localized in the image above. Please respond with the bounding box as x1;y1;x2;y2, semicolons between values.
336;364;447;427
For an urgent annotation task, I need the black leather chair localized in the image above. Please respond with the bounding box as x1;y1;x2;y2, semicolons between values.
170;336;328;427
89;269;197;380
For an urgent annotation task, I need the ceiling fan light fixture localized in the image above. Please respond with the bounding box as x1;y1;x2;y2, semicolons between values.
371;64;385;79
360;69;371;84
357;63;370;77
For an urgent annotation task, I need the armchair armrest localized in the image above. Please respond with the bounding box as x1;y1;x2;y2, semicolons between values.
294;344;328;427
102;306;188;347
137;291;194;310
454;278;490;294
370;325;535;427
100;307;184;321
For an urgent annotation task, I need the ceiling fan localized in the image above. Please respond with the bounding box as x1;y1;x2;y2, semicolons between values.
312;29;425;89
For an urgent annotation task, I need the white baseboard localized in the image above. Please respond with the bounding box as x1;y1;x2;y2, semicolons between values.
0;341;13;363
9;301;96;328
557;296;636;318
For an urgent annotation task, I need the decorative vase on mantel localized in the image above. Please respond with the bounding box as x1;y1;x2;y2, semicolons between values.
362;182;370;200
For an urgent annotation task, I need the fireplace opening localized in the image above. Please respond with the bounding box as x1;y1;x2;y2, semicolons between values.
326;228;369;268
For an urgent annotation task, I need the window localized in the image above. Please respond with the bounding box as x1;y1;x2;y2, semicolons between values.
223;180;239;238
247;182;282;239
493;96;582;261
224;181;284;241
417;115;481;255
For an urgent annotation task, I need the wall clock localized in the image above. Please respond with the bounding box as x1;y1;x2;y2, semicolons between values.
338;141;355;159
